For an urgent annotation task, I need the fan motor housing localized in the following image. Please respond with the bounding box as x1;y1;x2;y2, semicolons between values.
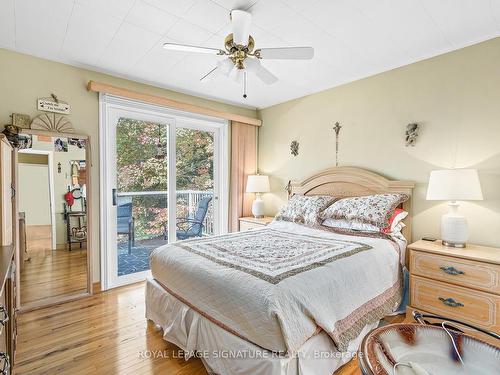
224;33;255;69
224;33;255;52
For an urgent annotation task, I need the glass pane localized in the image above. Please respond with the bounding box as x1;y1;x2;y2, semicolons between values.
176;128;215;240
115;118;169;276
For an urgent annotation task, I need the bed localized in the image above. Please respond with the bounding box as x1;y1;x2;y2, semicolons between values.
146;167;414;375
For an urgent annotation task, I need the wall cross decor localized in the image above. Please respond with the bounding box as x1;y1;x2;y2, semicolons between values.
290;140;299;156
405;123;420;146
332;121;342;167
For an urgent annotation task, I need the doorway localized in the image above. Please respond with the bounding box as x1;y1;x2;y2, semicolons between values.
100;95;227;289
18;150;55;251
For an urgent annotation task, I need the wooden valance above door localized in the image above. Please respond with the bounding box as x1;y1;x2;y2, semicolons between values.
87;81;262;127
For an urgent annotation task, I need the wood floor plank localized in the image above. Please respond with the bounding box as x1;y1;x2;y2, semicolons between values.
21;247;88;304
15;282;403;375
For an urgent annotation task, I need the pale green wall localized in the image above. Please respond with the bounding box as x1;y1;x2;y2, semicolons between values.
0;48;257;282
258;37;500;247
18;163;51;226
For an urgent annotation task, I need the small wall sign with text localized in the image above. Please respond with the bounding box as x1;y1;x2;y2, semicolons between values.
37;98;71;114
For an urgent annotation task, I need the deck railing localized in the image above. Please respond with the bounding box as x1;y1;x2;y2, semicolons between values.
117;190;214;237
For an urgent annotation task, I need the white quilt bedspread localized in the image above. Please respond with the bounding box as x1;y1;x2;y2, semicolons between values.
150;221;402;354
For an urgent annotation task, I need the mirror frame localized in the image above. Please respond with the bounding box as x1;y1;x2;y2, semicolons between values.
14;129;93;311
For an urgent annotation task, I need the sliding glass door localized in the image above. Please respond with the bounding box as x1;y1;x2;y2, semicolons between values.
176;126;217;240
115;117;169;280
101;100;225;288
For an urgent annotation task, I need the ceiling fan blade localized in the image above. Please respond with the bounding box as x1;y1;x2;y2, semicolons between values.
256;47;314;60
255;65;278;85
231;10;252;46
245;58;277;84
200;66;219;83
163;42;224;55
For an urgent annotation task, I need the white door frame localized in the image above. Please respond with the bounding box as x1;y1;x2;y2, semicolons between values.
99;94;228;290
18;149;56;250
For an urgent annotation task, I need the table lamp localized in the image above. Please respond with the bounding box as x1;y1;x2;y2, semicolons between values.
246;175;270;218
426;169;483;248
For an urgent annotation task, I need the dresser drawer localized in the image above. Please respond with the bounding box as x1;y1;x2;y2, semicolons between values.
0;288;8;375
410;250;500;294
411;275;500;331
239;221;262;231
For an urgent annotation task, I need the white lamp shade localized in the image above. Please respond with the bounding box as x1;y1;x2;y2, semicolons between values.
246;175;270;193
426;169;483;201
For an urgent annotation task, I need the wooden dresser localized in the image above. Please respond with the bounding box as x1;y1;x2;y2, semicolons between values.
238;216;274;231
408;240;500;336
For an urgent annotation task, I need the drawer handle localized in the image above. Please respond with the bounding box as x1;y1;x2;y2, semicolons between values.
439;266;464;275
0;306;8;337
0;306;8;326
439;297;464;308
0;352;9;375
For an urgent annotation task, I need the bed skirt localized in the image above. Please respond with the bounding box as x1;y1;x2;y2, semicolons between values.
145;278;378;375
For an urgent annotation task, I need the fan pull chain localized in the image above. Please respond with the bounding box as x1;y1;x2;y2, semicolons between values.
243;71;247;99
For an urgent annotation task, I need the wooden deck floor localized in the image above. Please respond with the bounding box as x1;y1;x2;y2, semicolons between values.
15;282;402;375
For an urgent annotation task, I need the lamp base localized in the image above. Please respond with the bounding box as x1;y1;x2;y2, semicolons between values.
442;240;467;248
441;202;468;248
252;195;265;218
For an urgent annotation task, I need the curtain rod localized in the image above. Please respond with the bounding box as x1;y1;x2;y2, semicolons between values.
87;80;261;127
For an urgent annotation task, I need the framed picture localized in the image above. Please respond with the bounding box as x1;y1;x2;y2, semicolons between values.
54;137;68;152
17;134;33;149
69;138;86;148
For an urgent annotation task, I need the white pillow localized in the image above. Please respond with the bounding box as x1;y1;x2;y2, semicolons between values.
322;218;406;234
322;218;380;232
392;222;406;233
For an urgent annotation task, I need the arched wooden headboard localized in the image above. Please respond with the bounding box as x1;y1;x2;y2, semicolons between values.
289;167;415;242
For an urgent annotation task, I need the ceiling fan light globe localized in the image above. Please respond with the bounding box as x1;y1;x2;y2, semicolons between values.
230;67;244;83
217;58;234;76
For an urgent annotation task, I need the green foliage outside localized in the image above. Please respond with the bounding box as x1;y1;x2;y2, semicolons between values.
116;118;214;240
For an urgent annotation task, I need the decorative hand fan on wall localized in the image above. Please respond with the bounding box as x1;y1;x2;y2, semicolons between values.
163;10;314;98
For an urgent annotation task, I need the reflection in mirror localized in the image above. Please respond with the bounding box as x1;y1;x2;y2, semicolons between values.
18;132;89;306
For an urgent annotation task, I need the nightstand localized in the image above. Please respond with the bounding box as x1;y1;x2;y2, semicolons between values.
238;216;274;231
408;240;500;335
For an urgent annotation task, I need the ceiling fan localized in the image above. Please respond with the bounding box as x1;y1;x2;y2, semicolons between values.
163;10;314;98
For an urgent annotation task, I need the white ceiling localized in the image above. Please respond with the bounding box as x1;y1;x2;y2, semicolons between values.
1;0;500;109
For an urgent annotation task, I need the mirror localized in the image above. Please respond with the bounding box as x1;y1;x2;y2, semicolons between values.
17;130;91;308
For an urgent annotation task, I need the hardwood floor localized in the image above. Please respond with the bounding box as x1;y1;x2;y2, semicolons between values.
25;225;52;252
20;246;87;304
15;282;402;375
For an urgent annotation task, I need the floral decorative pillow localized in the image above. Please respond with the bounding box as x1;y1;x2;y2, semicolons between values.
320;193;409;229
275;195;335;226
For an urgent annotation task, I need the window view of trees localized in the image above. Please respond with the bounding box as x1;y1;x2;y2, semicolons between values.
116;118;214;242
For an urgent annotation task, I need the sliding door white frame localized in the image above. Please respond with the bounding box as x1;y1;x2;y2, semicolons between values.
99;94;228;290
